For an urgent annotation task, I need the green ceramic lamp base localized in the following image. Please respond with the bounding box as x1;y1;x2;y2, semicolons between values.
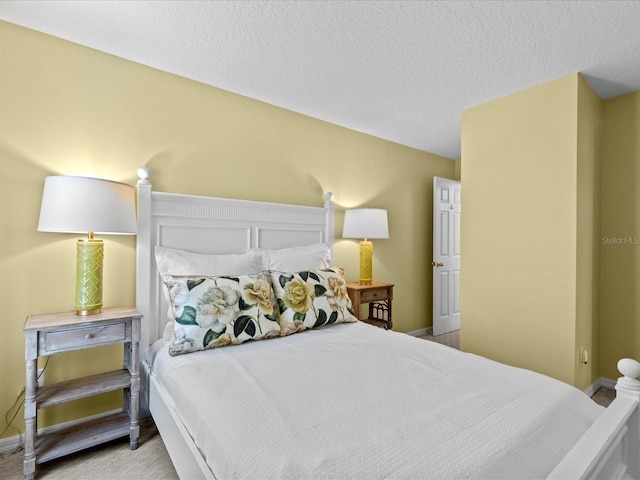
75;237;104;315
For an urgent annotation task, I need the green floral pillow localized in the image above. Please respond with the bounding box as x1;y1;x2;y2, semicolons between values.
271;267;358;336
163;272;280;356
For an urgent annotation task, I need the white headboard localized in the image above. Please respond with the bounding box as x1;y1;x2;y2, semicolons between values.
134;168;335;354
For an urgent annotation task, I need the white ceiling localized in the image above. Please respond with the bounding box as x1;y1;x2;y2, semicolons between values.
2;0;640;160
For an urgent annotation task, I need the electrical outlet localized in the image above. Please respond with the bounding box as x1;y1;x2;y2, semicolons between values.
37;368;45;388
579;347;589;366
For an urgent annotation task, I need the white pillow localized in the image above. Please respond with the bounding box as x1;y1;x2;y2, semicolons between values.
155;246;268;277
248;243;331;271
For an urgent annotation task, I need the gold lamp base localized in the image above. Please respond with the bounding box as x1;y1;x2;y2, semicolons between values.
358;239;373;285
75;237;103;315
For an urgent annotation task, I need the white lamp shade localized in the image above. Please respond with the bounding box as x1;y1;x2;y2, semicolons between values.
343;208;389;239
38;176;137;235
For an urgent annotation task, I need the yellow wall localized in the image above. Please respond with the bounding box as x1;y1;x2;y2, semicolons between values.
600;91;640;379
461;73;640;390
0;21;455;437
461;74;588;385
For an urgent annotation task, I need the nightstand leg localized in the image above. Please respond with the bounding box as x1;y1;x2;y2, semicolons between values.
24;358;37;480
129;339;140;450
387;299;393;330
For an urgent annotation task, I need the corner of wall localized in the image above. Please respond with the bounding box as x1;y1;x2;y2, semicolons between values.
574;75;603;390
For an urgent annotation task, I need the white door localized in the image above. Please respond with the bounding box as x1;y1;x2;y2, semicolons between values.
432;177;461;336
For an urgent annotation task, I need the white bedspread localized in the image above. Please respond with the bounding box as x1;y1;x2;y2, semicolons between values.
148;321;603;479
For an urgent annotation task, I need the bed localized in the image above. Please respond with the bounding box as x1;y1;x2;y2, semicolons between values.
134;168;640;479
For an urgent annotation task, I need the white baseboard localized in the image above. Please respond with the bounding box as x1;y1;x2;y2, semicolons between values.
408;327;431;337
0;408;122;456
0;431;22;456
585;377;616;397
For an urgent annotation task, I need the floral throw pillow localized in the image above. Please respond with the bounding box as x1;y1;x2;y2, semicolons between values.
163;272;280;356
271;267;358;336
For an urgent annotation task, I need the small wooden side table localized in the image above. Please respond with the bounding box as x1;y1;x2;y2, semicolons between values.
346;282;394;330
23;306;142;480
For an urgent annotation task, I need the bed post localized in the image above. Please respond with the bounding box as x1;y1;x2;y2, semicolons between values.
324;192;335;252
616;358;640;479
135;167;152;414
615;359;640;400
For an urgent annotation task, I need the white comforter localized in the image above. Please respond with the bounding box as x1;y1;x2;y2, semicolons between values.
148;321;603;479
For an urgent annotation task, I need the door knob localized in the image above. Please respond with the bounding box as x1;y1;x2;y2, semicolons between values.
431;262;444;267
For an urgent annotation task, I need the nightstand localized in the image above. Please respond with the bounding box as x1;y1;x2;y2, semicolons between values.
346;282;394;330
22;306;142;480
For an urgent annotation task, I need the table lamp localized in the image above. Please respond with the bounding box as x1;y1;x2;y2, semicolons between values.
343;208;389;285
37;176;137;315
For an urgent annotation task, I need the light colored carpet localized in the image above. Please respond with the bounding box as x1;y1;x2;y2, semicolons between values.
0;417;178;480
417;328;460;349
591;386;616;407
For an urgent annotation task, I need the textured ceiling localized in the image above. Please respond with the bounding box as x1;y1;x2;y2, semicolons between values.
2;0;640;160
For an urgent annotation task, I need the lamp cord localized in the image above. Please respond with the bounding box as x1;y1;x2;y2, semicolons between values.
0;357;50;456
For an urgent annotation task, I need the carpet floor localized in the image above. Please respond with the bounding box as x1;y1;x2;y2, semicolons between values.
0;417;178;479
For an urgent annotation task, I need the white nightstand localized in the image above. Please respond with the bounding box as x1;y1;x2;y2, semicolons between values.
22;306;142;480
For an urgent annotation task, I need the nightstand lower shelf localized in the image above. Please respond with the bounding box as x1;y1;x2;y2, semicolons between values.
37;370;131;408
36;411;132;464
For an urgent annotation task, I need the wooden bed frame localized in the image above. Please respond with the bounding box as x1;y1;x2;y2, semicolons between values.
134;168;640;479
